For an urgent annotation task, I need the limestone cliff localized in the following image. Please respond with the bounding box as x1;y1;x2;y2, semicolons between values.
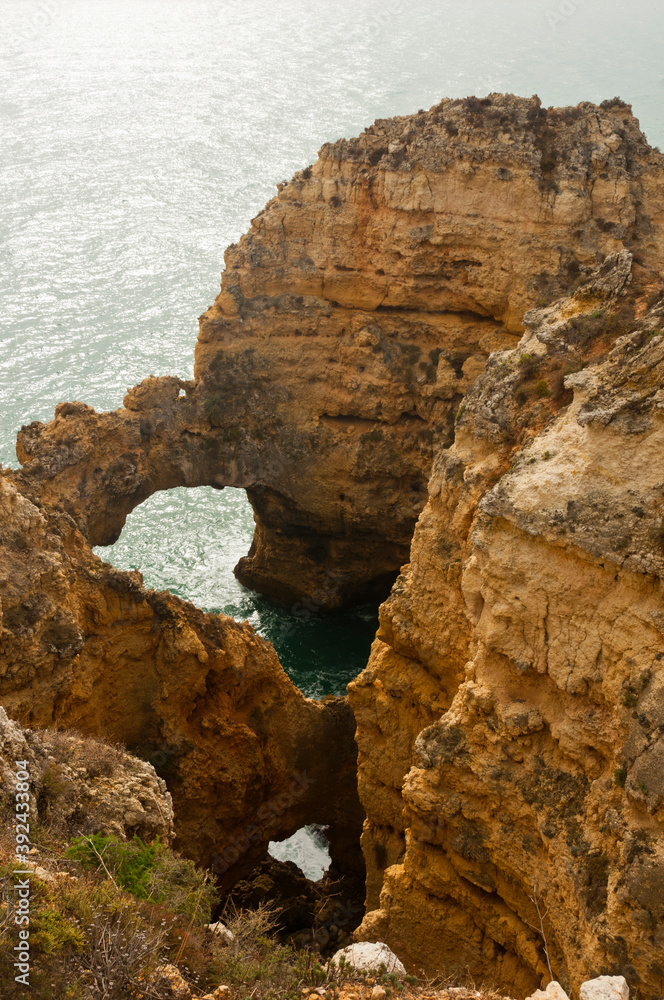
0;476;362;888
11;95;663;607
2;93;664;999
350;258;664;998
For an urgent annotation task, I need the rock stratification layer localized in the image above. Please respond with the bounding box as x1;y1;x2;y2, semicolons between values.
2;94;664;998
12;95;664;607
349;262;664;998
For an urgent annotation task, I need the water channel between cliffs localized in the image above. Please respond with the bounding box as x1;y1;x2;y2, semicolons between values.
93;484;381;881
93;485;380;701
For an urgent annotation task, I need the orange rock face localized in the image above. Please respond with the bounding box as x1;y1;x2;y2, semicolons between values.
350;262;664;998
0;475;362;888
3;93;664;998
14;95;664;607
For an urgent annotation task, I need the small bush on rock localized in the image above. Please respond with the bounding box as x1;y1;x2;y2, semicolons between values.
66;833;218;922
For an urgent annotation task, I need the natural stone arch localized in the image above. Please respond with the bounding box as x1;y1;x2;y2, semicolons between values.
12;97;660;611
0;474;364;892
5;93;664;997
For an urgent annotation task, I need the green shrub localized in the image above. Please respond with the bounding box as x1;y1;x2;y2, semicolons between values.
67;834;158;899
213;904;299;991
518;353;540;379
66;834;218;923
146;844;219;923
32;905;85;954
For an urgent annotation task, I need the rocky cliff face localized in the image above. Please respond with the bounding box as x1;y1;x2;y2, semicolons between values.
11;95;663;608
350;261;664;998
0;476;362;889
2;93;664;998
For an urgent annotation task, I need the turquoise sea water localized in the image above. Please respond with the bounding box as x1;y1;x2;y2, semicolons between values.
1;0;663;699
102;485;379;699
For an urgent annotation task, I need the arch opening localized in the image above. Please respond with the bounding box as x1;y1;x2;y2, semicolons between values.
94;485;380;698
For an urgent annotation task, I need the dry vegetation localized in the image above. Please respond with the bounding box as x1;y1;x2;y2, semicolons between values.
0;821;509;1000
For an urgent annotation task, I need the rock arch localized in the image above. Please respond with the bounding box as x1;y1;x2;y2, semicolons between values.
4;94;664;995
12;96;662;610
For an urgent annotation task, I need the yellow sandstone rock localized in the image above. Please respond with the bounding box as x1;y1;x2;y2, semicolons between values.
350;268;664;997
2;93;664;998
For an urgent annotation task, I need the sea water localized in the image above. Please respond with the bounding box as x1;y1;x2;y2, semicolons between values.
2;0;663;876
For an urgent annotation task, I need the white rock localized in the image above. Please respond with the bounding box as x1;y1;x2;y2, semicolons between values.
579;976;629;1000
526;982;570;1000
330;941;406;975
206;920;235;945
20;860;58;886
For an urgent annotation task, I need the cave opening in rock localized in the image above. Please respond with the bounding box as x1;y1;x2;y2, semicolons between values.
93;485;379;698
268;824;331;881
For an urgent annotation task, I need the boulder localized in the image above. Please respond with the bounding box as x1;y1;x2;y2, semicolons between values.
331;941;405;975
579;977;629;1000
526;983;570;1000
205;921;235;945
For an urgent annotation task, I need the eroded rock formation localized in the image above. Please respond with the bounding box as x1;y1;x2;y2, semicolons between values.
11;95;664;607
0;476;362;889
350;262;664;998
2;93;664;998
0;705;174;844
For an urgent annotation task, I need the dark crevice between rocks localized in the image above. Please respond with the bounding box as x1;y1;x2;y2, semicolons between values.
220;849;365;957
235;484;405;611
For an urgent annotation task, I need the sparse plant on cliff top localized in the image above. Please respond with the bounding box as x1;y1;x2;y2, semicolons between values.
68;834;159;898
1;826;224;998
43;728;122;779
74;900;171;1000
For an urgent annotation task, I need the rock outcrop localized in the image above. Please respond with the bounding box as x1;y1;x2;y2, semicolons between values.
0;705;174;843
350;263;664;998
0;476;362;889
10;95;664;607
2;93;664;998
